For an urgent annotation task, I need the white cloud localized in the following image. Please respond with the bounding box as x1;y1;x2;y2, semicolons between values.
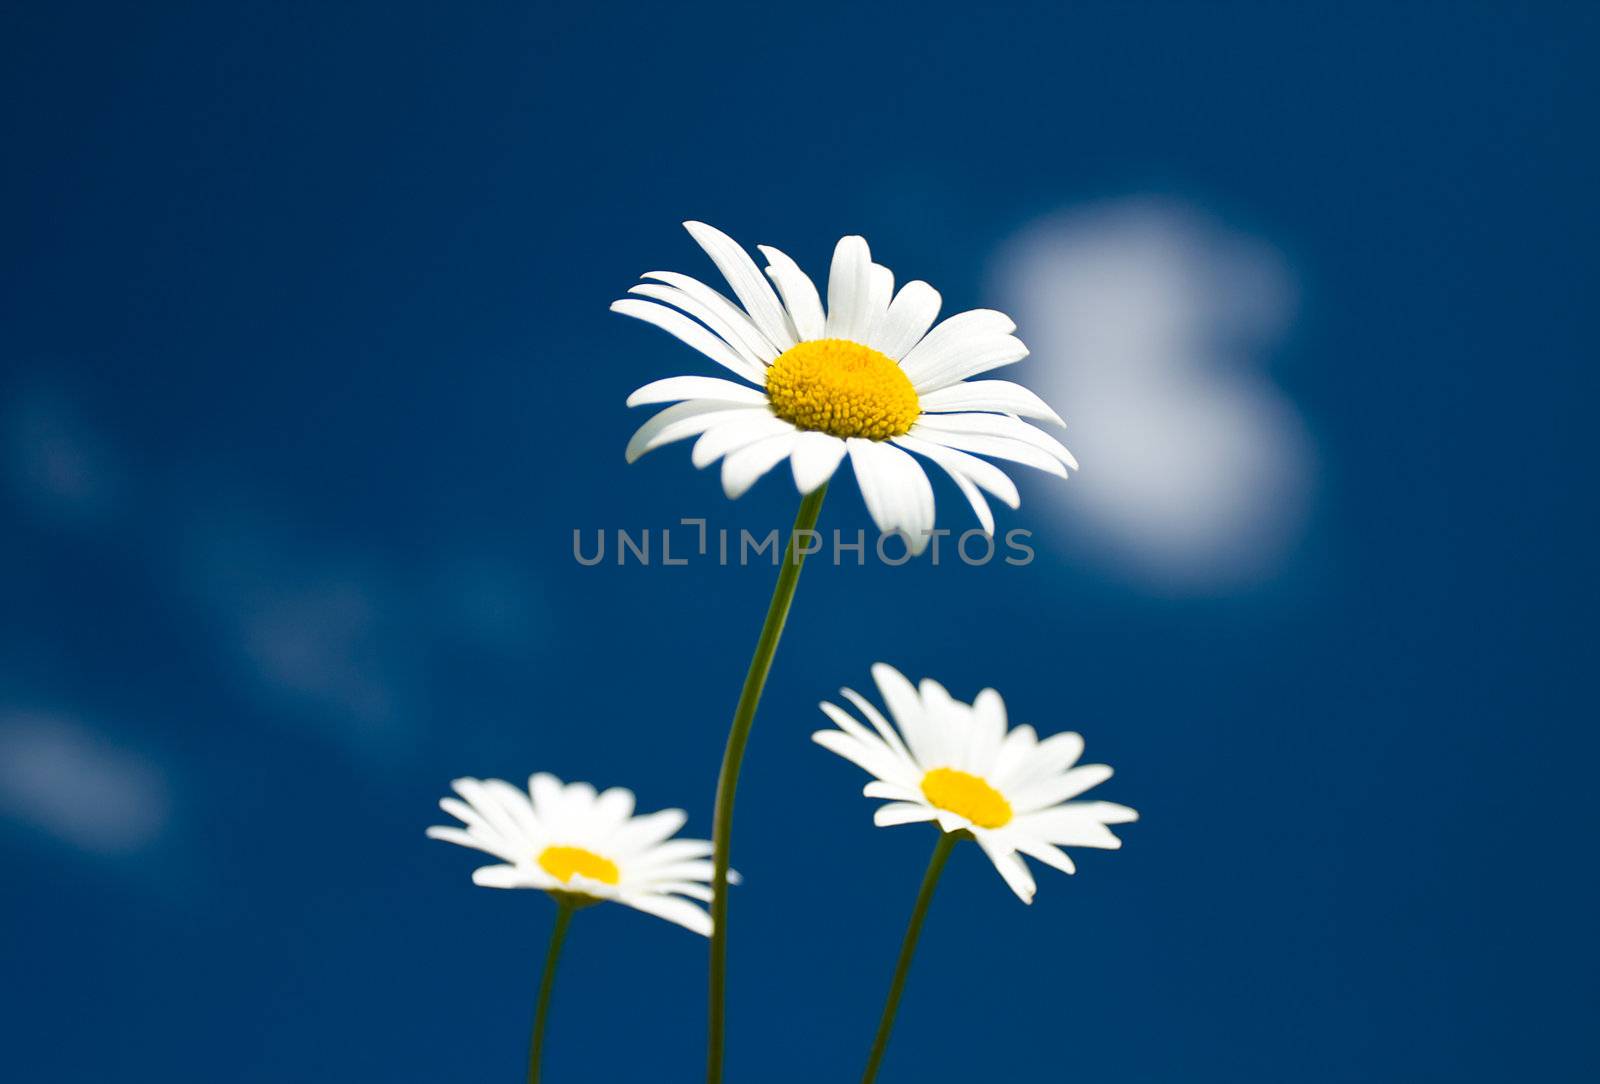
992;198;1314;591
5;387;124;522
0;711;170;855
178;510;420;753
174;507;548;758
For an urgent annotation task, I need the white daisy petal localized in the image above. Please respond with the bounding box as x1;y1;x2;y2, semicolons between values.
638;272;781;363
916;380;1065;425
817;704;920;787
626;375;768;409
647;881;714;903
722;431;799;499
471;863;533;889
892;434;1021;510
560;780;598;815
811;729;911;785
870;663;936;765
1030;732;1088;778
912;413;1078;471
1015;809;1128;849
988;724;1039;787
840;685;915;765
628;839;715;866
593;786;636;825
626;402;768;464
610;298;765;384
789;431;848;495
424;825;504;860
621;892;714;937
874;802;939;827
861;262;894;344
691;412;792;469
483;778;543;839
452;778;529;846
818;700;892;753
1010;835;1077;875
438;795;493;836
683;221;796;350
612;808;689;851
846;438;935;554
863;780;922;802
758;245;826;342
529;773;564;819
1012;765;1115;813
975;835;1037;903
1077;800;1140;825
825;235;873;342
872;280;942;360
908;336;1031;394
893;435;995;534
907;425;1071;478
969;689;1009;769
898;309;1017;382
629;283;773;374
635;860;721;883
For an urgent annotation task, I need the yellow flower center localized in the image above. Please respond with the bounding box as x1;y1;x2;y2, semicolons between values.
764;339;920;440
920;768;1013;829
537;845;620;886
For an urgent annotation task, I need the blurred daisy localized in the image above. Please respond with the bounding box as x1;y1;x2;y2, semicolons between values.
813;663;1137;903
615;222;1076;553
427;773;720;936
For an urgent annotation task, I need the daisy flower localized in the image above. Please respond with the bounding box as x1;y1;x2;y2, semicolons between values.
427;773;721;936
614;222;1077;553
813;663;1137;903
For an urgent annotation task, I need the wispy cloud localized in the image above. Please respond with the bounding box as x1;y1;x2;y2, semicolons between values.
0;711;171;855
175;506;549;759
993;198;1314;592
4;387;124;522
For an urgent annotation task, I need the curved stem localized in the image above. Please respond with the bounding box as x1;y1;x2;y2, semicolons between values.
861;831;958;1084
707;482;829;1084
528;903;575;1084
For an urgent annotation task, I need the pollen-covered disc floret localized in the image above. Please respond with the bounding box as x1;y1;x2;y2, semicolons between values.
616;223;1079;554
427;773;727;936
920;767;1012;829
812;663;1138;904
537;845;620;886
764;339;920;440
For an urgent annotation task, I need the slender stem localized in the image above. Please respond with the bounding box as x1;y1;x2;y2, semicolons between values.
861;832;958;1084
707;482;829;1084
528;903;575;1084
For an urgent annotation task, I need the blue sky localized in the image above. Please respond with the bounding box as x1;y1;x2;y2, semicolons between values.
2;2;1595;1081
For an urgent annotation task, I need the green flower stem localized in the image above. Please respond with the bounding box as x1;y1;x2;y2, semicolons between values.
707;482;829;1084
528;902;575;1084
861;831;959;1084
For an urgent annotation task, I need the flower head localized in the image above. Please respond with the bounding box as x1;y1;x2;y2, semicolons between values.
812;664;1137;903
427;773;722;935
615;223;1077;553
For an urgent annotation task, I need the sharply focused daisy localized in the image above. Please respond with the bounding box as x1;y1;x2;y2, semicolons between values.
615;222;1077;552
813;663;1137;903
813;664;1138;1084
428;774;724;1083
